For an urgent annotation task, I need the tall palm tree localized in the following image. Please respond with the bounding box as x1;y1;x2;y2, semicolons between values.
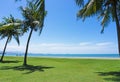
20;0;46;65
0;15;23;62
75;0;120;55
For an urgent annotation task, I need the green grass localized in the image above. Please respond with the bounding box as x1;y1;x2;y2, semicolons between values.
0;57;120;82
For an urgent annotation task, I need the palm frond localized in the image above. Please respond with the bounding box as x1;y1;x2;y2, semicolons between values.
101;11;110;27
0;34;6;40
76;0;119;33
8;36;12;43
0;15;23;45
75;0;84;7
77;0;103;20
13;34;20;45
20;0;46;35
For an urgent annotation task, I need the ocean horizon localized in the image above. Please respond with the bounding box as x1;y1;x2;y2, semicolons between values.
0;52;119;58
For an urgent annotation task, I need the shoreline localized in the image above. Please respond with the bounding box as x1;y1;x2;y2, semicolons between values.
33;56;120;60
3;56;120;60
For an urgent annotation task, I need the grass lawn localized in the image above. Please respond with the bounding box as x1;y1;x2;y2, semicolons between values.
0;57;120;82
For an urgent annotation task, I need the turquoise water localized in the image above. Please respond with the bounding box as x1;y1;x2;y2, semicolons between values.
0;53;119;58
25;54;120;58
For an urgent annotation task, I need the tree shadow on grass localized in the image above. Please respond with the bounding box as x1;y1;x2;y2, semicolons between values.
0;60;21;63
97;71;120;82
0;65;54;74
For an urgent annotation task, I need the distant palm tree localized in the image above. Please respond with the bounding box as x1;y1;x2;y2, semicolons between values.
0;15;23;62
20;0;46;65
75;0;120;54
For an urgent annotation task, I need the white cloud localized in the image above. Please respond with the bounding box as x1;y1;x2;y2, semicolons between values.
96;42;113;46
79;42;92;46
0;42;117;54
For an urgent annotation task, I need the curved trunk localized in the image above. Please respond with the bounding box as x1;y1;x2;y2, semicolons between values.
113;1;120;55
0;37;9;62
115;16;120;55
23;28;34;66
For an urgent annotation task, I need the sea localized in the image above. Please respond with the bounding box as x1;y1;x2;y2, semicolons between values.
0;52;119;58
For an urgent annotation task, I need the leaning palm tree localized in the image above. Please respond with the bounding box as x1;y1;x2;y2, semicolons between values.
75;0;120;55
20;0;46;65
0;15;23;62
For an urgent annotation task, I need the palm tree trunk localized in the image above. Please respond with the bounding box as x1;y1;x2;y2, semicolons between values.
116;20;120;55
113;1;120;55
115;17;120;55
0;37;9;62
23;28;34;66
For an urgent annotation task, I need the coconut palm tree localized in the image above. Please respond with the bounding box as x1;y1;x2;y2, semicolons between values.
75;0;120;55
0;15;23;62
20;0;46;65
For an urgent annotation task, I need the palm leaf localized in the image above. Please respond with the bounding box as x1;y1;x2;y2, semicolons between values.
0;15;23;45
75;0;84;7
20;0;46;35
13;34;20;45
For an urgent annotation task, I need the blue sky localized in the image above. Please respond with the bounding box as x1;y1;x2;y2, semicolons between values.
0;0;118;54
